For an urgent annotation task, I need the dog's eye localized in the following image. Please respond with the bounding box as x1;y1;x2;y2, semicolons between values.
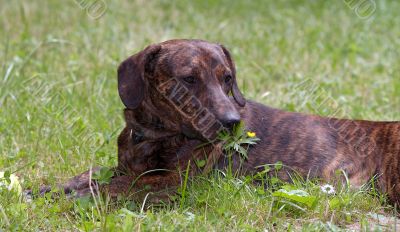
183;76;196;84
224;75;232;84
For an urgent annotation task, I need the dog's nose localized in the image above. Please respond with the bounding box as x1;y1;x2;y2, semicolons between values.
220;112;241;130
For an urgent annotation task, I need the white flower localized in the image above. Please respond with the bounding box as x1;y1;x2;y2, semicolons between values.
320;184;335;195
0;171;22;195
185;212;195;221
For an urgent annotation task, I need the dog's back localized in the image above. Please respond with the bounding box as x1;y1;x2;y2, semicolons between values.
239;100;400;203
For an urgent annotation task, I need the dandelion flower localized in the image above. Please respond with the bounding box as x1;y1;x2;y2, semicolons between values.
247;131;256;138
320;184;335;195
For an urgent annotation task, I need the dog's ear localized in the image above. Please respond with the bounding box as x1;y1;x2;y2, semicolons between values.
118;44;161;109
220;45;246;107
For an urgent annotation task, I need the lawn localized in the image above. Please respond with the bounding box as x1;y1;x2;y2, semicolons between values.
1;0;399;231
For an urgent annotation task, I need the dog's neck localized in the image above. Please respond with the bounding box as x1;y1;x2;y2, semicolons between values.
123;103;182;141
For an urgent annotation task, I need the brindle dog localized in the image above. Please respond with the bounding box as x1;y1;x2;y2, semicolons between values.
33;39;400;205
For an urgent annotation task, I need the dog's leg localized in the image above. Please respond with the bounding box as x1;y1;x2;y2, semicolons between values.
379;128;400;205
28;171;181;203
25;167;102;198
61;167;102;196
362;123;400;205
103;173;181;201
62;172;181;203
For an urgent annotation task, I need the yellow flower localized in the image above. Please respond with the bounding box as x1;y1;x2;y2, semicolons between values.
247;131;256;138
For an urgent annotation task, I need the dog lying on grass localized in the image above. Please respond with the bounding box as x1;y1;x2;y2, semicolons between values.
31;39;400;205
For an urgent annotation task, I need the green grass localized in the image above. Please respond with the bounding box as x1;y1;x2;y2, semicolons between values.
1;0;399;231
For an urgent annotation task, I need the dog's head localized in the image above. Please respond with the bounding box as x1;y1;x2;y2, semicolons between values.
118;39;245;141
